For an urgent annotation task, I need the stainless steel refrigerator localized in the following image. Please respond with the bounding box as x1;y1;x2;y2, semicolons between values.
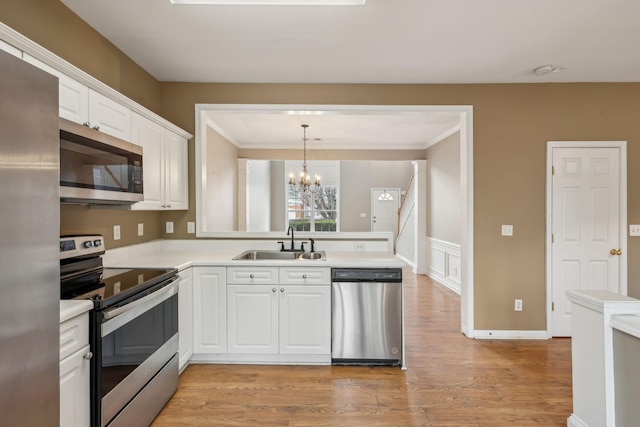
0;50;60;425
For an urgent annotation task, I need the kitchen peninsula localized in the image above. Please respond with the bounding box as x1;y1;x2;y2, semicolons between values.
98;238;406;370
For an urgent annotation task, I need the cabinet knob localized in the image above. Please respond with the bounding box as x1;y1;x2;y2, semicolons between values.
272;288;276;292
249;274;255;279
92;125;100;131
302;274;307;279
82;122;91;127
166;204;171;208
280;288;284;292
83;352;93;360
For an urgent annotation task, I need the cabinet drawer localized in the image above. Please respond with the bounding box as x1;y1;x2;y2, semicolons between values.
227;266;279;284
279;267;331;285
60;313;89;361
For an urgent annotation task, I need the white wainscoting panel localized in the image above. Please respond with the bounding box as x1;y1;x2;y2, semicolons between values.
427;237;461;294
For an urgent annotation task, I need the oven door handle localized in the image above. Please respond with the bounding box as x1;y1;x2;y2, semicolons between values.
102;280;178;337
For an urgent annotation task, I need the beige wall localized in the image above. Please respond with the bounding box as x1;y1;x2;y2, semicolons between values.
340;161;414;232
5;0;640;332
425;132;461;244
160;82;640;332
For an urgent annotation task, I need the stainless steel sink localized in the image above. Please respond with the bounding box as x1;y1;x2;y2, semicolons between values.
300;251;326;260
232;250;326;261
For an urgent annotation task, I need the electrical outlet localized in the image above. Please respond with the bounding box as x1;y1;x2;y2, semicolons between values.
166;221;174;234
630;224;640;236
187;222;195;234
137;223;144;236
501;224;514;237
360;213;367;218
113;225;121;241
514;299;523;312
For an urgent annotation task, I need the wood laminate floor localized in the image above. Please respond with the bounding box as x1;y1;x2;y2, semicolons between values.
152;269;572;426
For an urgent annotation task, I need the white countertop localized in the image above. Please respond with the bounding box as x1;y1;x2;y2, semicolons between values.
60;300;93;323
103;249;406;271
62;245;404;322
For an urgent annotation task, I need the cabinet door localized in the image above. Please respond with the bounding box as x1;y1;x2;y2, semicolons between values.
178;269;193;371
193;267;227;353
227;285;278;354
88;89;131;140
164;131;189;210
60;345;91;427
279;285;331;355
130;113;165;210
22;53;89;125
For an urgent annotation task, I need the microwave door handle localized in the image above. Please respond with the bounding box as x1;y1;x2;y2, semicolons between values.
101;280;177;337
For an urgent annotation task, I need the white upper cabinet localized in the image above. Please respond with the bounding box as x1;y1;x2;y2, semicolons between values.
131;112;189;210
88;89;131;141
22;54;131;140
22;53;89;125
163;131;189;210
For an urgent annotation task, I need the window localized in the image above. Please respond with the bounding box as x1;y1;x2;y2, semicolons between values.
285;161;339;232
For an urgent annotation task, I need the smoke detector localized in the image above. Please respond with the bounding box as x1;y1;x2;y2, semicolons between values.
533;65;565;76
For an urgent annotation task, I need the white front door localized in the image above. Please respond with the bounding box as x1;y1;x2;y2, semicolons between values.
371;188;400;240
549;144;626;337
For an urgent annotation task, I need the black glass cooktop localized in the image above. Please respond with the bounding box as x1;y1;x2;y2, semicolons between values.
61;267;178;309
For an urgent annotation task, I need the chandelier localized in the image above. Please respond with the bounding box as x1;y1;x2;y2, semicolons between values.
289;124;321;194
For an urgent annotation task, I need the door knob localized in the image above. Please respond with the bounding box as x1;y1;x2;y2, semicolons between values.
610;249;622;256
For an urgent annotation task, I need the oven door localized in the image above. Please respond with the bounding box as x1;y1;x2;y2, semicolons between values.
98;278;178;427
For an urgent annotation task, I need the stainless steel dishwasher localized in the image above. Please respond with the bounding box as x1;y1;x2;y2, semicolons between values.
331;268;402;365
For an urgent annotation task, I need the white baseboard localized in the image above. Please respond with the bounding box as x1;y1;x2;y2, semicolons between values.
426;271;461;295
567;414;589;427
474;330;549;339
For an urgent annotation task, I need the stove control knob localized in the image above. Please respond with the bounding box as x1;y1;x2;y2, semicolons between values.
93;239;103;247
83;241;94;248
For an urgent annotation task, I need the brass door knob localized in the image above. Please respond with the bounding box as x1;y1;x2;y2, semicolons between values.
610;249;622;256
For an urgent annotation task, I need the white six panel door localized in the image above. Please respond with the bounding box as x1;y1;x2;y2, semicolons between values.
551;147;622;336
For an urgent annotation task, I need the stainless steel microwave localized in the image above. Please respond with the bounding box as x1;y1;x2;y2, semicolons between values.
59;118;143;205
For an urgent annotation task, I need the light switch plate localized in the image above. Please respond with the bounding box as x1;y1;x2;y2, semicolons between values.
630;224;640;236
137;223;144;236
187;222;195;234
166;221;174;234
113;225;121;240
501;224;513;237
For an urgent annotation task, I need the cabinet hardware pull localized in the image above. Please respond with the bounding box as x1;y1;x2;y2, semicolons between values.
280;288;284;292
272;288;276;292
302;274;307;279
249;274;255;278
92;125;100;131
83;352;93;360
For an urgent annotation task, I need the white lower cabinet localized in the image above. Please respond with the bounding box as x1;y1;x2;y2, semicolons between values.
193;267;227;354
227;267;331;356
60;312;91;427
227;285;279;353
178;268;193;371
60;345;91;427
279;285;331;354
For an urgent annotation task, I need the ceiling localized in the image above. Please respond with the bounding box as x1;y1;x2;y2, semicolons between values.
58;0;640;149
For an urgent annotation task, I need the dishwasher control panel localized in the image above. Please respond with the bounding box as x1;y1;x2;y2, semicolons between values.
331;268;402;282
